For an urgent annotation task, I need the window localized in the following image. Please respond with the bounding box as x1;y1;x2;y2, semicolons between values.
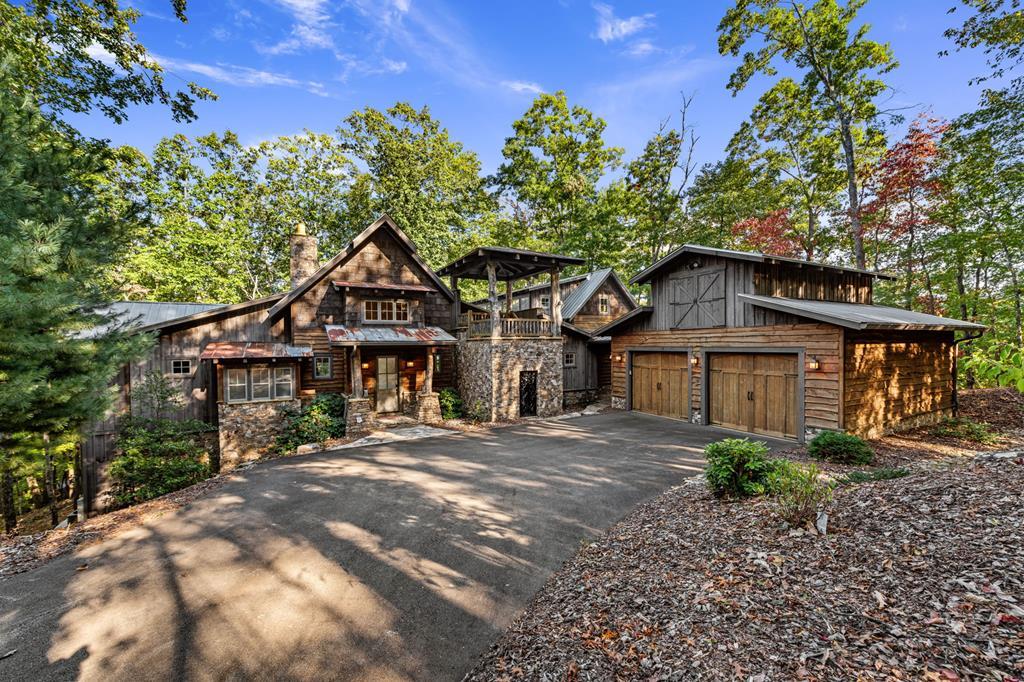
432;351;443;374
598;295;610;315
540;295;551;310
226;368;248;403
314;354;332;379
363;299;409;323
564;352;577;368
170;359;193;376
224;365;295;403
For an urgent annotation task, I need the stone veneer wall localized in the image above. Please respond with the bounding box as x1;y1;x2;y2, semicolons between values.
457;337;563;421
218;399;300;470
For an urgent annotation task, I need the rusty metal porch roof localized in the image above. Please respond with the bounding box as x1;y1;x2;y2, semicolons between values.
200;342;314;360
324;325;457;346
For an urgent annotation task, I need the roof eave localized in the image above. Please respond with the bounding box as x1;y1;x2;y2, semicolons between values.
134;293;287;334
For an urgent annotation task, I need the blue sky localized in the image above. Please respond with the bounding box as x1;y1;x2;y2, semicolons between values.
75;0;998;175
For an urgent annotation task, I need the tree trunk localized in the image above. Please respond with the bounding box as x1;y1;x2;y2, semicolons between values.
44;434;58;528
805;209;817;261
1;465;16;535
838;116;866;269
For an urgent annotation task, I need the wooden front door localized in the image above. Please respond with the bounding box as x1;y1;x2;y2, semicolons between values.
630;352;688;420
376;356;399;412
708;353;799;439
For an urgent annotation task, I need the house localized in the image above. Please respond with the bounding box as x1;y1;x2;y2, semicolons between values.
83;216;584;512
472;268;639;408
595;245;985;442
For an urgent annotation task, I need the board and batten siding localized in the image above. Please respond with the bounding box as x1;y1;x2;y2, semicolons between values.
563;334;599;391
610;324;843;431
843;330;955;438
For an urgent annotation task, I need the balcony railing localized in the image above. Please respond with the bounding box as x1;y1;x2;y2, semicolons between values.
459;311;556;338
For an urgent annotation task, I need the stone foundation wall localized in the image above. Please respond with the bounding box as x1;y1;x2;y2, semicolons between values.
491;338;563;420
218;400;300;470
345;397;375;436
415;392;442;424
564;388;601;411
456;339;493;419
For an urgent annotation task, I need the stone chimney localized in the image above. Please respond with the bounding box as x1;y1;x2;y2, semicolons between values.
290;222;318;288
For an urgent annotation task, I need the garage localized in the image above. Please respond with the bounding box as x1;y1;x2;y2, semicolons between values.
630;351;689;420
707;352;800;440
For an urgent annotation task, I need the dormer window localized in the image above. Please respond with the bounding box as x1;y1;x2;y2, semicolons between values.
363;299;409;324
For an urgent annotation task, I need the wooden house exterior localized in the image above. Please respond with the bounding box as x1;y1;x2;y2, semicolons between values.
596;245;984;442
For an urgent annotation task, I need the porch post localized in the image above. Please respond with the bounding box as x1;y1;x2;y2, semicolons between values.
487;259;500;339
450;274;460;330
505;279;513;314
550;266;562;336
423;348;434;394
350;347;363;398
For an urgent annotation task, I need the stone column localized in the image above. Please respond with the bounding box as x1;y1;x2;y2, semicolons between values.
550;267;562;337
487;260;500;339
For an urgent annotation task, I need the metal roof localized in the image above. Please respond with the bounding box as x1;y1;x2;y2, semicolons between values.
332;280;436;293
324;325;457;346
631;244;896;285
738;294;987;331
589;306;654;336
438;246;585;280
86;301;225;337
470;268;638;323
199;342;313;360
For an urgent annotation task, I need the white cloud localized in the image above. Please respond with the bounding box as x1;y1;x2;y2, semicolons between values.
381;58;408;74
259;0;337;56
593;3;654;44
593;57;716;99
153;53;329;96
501;80;544;95
624;40;659;57
85;43;118;65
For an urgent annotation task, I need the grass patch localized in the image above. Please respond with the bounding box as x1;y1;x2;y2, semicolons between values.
930;417;998;444
837;467;910;485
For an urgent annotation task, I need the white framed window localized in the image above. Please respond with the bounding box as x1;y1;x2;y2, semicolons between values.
225;365;295;403
313;354;332;379
564;352;577;368
274;366;293;399
540;295;551;310
170;359;193;376
250;365;271;401
598;295;610;315
363;299;410;323
226;368;248;403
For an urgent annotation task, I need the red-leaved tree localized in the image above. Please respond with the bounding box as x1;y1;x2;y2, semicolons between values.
731;208;804;257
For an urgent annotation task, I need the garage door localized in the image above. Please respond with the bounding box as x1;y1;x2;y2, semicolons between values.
630;352;688;420
708;353;799;439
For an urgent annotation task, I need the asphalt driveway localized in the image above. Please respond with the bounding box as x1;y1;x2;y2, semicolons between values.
0;411;788;681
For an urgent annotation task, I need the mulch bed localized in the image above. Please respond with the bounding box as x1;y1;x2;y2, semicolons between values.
467;454;1024;681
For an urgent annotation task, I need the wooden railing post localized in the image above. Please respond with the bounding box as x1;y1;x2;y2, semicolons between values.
450;274;460;331
487;260;500;340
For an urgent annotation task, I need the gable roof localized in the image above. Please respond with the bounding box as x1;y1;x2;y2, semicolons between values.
738;294;986;331
134;294;286;334
472;268;638;321
630;244;896;286
589;306;654;337
438;246;585;280
560;268;637;320
266;214;455;322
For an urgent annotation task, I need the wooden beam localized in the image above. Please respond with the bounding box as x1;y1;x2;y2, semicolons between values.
450;274;460;330
487;259;500;339
505;279;513;314
550;267;562;336
350;347;363;398
423;349;434;394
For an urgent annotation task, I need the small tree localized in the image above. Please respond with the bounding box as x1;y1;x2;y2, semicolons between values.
134;370;185;420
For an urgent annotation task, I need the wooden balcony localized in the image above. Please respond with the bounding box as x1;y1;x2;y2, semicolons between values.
459;312;556;338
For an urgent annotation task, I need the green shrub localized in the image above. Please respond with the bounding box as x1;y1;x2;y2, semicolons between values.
838;467;910;485
466;399;490;422
769;461;833;526
274;394;347;454
109;417;215;507
930;417;997;444
704;438;782;498
808;431;874;465
438;388;463;419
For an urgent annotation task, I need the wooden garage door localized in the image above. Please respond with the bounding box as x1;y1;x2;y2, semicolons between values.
631;352;688;420
708;353;799;439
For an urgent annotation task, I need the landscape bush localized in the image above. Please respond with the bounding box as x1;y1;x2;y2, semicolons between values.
769;461;833;526
930;417;997;444
808;430;874;465
704;438;783;498
109;417;215;507
275;394;347;454
438;388;463;419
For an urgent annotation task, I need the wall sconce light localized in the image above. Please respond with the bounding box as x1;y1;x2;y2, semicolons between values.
690;355;699;366
613;353;624;363
406;360;415;368
807;356;820;371
361;362;370;370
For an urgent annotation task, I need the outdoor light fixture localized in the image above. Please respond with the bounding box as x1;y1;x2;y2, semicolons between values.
406;360;415;368
807;356;821;371
361;362;370;369
613;353;624;362
690;355;699;366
